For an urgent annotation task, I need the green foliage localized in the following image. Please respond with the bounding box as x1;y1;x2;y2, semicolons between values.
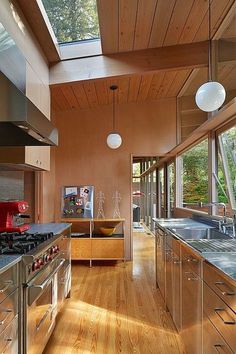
219;126;236;207
182;139;208;204
42;0;99;43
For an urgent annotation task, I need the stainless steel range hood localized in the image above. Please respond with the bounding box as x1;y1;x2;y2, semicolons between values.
0;71;58;146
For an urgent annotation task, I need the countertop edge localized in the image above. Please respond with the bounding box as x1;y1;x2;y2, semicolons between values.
153;219;236;283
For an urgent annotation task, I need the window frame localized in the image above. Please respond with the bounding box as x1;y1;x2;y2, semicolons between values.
215;119;236;214
176;135;209;213
167;160;175;218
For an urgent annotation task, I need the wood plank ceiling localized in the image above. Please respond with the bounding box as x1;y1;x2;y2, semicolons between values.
51;69;192;112
50;0;235;112
97;0;234;54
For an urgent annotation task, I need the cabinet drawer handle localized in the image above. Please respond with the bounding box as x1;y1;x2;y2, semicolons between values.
0;309;13;325
2;338;12;353
214;308;235;325
0;281;13;293
185;271;199;281
186;257;198;263
214;281;236;296
213;344;225;353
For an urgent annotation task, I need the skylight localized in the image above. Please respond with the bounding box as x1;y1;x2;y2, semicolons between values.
41;0;100;45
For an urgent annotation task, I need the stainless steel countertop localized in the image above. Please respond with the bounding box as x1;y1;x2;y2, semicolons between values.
153;218;213;229
0;223;71;274
204;252;236;281
153;218;236;282
28;222;72;235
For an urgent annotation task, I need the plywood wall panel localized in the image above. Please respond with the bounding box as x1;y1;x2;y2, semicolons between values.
53;99;177;259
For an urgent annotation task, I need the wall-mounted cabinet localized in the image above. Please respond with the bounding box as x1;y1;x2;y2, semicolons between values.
62;218;125;266
0;146;50;171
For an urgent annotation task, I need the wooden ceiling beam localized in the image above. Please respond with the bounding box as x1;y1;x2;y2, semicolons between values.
16;0;60;63
50;41;208;86
218;39;236;64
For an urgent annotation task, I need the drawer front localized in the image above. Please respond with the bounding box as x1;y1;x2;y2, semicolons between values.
0;315;18;354
0;290;18;335
203;316;233;354
204;262;236;312
71;238;91;259
181;245;202;276
92;239;124;259
204;282;236;352
0;265;18;304
182;262;202;354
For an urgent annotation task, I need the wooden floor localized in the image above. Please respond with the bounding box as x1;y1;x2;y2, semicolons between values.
44;230;185;354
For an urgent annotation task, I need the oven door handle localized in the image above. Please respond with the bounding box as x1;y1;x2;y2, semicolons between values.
28;258;65;306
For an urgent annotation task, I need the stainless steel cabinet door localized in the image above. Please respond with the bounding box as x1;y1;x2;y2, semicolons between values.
181;261;202;354
172;251;181;331
155;229;165;298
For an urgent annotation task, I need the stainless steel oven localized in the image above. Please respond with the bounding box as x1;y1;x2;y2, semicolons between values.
24;255;65;354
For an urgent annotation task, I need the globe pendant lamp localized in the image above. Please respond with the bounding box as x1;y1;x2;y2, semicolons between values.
195;0;226;112
107;85;122;149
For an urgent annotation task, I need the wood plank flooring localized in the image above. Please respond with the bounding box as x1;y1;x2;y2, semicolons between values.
44;231;185;354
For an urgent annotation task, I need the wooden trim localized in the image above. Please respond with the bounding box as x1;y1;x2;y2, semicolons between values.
49;41;209;85
16;0;60;63
213;1;236;40
177;68;202;97
215;117;236;135
140;98;236;176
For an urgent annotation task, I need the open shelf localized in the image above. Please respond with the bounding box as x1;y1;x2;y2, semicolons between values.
61;218;125;265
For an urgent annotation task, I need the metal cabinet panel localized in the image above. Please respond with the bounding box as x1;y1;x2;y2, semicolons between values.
0;314;18;354
155;228;165;298
0;289;18;335
203;282;236;352
204;262;236;313
181;260;202;354
0;264;18;304
203;315;234;354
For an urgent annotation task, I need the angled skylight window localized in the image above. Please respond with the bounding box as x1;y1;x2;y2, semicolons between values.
41;0;100;44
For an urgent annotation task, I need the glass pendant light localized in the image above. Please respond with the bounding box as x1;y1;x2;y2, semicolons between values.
195;0;226;112
107;85;122;149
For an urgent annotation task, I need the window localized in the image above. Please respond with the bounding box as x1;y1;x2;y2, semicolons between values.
167;162;175;217
159;168;165;217
132;162;140;183
218;124;236;212
41;0;100;44
178;138;208;211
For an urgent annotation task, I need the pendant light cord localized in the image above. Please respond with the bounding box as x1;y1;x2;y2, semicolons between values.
208;0;212;81
110;85;118;132
113;88;115;131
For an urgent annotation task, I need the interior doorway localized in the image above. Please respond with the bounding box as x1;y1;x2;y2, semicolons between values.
132;156;158;234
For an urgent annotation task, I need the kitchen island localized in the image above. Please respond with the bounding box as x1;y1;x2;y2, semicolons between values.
153;217;236;354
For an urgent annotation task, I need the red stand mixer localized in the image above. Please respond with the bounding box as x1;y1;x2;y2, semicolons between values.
0;201;30;232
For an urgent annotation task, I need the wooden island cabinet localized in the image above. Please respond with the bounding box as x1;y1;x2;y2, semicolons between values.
61;218;125;266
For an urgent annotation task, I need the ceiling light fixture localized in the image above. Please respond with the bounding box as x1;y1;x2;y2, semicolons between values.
195;0;226;112
107;85;122;149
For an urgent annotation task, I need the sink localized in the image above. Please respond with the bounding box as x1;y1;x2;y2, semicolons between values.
169;228;231;241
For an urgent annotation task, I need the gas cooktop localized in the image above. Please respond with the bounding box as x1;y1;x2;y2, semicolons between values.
0;232;54;254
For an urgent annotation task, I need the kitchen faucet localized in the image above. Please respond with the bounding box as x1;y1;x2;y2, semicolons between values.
198;201;227;220
198;201;236;238
199;201;227;229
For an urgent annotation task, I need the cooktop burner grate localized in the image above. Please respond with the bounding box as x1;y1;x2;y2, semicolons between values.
0;232;54;254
